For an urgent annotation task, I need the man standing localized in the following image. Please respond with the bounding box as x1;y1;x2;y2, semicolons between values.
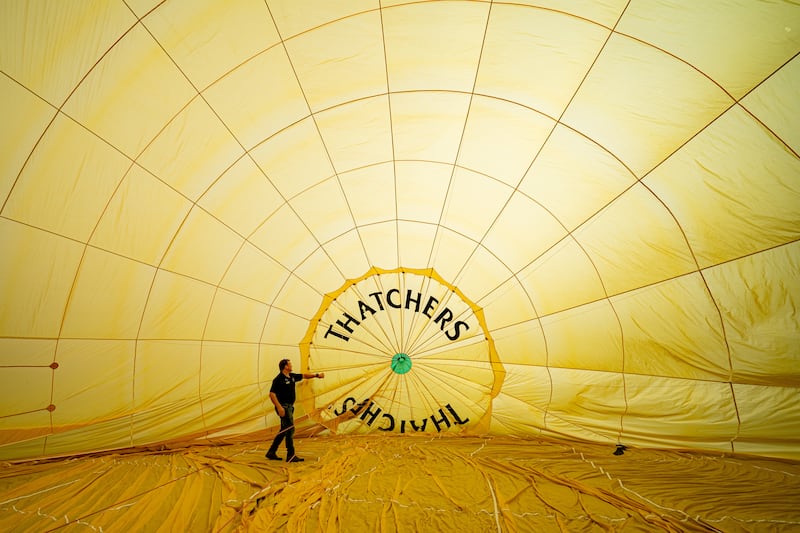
265;358;324;463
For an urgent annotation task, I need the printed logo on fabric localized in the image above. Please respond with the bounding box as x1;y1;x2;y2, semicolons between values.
300;268;504;435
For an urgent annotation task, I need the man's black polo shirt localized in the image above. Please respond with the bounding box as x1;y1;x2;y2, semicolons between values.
270;372;303;405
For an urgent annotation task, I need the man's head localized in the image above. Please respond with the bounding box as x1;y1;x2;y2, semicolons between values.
279;358;292;372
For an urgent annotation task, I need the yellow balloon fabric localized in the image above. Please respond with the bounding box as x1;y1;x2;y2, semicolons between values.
1;0;799;464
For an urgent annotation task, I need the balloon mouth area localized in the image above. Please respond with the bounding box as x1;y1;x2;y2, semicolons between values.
391;352;412;374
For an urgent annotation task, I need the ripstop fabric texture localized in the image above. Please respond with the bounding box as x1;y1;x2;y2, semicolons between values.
1;0;799;463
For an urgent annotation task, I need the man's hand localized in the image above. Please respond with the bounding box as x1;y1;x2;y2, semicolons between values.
277;405;285;417
317;372;325;379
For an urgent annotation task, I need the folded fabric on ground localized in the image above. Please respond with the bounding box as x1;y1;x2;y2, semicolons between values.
2;434;798;532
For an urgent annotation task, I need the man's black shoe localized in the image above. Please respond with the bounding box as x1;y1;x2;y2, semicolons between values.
286;456;304;463
265;452;282;461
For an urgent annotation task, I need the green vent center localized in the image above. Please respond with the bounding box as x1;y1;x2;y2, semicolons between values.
391;353;412;374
